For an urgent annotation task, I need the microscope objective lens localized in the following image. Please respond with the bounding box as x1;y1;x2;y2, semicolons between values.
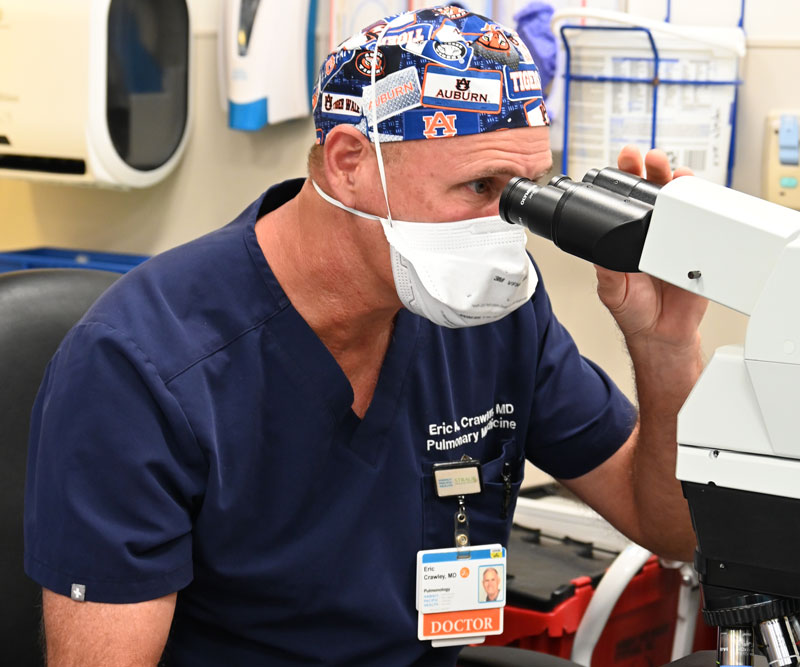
759;617;800;667
718;627;755;667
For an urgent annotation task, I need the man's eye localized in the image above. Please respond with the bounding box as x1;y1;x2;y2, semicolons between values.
466;180;491;195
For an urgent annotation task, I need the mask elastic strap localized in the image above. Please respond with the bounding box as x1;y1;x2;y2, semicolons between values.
310;179;383;222
369;15;403;228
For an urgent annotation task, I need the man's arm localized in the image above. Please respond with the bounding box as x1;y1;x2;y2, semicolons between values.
43;588;176;667
559;147;708;562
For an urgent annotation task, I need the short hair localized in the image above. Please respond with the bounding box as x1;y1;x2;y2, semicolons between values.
307;144;323;176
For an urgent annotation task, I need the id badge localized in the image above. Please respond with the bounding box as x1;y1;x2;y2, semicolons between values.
415;544;506;647
432;458;482;498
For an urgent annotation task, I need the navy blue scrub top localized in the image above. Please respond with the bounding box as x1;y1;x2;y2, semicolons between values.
25;179;636;666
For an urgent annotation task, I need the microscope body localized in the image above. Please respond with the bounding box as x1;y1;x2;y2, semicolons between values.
501;170;800;665
648;178;800;606
647;178;800;660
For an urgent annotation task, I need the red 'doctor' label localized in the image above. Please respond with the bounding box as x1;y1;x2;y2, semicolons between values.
420;607;503;639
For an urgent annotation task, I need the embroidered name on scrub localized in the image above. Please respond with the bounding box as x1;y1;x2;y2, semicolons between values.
427;403;517;451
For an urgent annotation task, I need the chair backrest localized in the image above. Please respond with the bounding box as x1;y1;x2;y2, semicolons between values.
0;268;119;666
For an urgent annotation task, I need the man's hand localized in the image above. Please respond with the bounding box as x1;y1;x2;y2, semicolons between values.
595;146;708;350
561;146;708;561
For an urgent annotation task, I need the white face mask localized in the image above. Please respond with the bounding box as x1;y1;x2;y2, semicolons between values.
312;181;538;328
311;13;537;328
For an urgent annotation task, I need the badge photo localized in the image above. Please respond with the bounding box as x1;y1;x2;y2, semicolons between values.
478;564;504;603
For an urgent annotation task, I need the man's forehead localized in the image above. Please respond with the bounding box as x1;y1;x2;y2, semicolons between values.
425;126;548;154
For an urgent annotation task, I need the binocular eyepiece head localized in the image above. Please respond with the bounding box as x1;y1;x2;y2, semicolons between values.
499;167;663;273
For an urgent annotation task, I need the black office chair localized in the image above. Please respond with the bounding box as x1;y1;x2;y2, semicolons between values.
0;268;119;667
458;646;588;667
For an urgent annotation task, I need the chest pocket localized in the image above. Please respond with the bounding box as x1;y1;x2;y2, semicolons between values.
420;437;525;551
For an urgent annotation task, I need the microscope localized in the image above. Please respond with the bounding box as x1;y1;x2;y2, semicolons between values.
500;168;800;667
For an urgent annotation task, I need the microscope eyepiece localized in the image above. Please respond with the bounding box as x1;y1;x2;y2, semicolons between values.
582;166;662;205
499;169;662;273
500;177;559;242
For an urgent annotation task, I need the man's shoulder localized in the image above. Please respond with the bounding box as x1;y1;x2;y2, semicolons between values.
77;192;283;382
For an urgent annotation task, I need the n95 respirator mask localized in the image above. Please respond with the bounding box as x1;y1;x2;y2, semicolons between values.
312;181;537;328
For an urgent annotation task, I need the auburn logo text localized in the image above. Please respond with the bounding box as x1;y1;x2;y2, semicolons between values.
422;111;458;139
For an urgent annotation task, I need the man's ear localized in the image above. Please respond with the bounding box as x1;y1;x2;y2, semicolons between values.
322;126;373;206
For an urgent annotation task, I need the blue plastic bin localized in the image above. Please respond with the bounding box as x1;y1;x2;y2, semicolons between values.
0;248;149;275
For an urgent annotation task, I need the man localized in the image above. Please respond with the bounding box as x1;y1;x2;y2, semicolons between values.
482;567;502;603
24;7;706;666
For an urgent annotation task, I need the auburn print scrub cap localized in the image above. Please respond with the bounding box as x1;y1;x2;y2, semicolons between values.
312;6;550;145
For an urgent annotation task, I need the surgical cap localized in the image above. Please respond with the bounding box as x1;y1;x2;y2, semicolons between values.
312;6;550;144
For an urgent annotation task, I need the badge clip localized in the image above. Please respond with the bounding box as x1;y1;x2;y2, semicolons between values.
454;495;472;556
432;456;482;499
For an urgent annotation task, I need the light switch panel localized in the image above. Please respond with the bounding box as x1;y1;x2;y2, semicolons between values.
764;111;800;210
